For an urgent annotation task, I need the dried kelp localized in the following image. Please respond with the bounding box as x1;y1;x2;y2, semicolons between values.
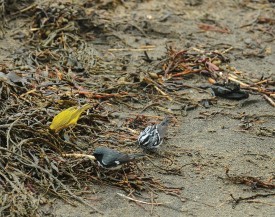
0;70;182;216
1;1;274;216
157;46;274;105
226;169;275;208
8;2;97;73
0;0;7;37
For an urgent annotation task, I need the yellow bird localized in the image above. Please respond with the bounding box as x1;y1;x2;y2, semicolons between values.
50;104;91;132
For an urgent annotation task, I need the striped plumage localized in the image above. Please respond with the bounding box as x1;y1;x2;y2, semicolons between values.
138;117;170;150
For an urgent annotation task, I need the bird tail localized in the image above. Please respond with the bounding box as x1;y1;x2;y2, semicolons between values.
160;116;171;126
157;116;172;139
129;153;145;160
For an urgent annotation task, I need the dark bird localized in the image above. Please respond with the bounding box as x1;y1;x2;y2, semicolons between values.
200;82;249;100
93;147;145;170
138;116;171;151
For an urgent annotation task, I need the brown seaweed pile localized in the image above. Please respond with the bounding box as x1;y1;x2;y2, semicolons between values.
0;0;274;216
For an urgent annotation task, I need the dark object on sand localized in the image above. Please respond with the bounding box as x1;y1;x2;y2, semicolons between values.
201;82;249;100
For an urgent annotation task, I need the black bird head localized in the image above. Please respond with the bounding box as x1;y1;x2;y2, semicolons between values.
93;147;105;161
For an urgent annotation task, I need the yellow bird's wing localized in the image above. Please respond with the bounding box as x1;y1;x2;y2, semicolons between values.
50;106;78;132
67;104;91;126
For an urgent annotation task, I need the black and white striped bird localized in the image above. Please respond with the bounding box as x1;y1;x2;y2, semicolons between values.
93;147;145;170
138;116;171;151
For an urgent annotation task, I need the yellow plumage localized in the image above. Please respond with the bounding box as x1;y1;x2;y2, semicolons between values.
50;104;91;132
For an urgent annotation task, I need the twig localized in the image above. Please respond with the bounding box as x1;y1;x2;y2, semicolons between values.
108;48;154;52
221;46;234;54
254;79;270;85
230;193;275;208
6;118;21;150
62;153;96;160
225;168;275;189
239;10;261;28
245;200;275;206
140;102;161;113
227;76;250;87
9;3;38;17
263;94;275;107
117;193;169;205
154;86;172;101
